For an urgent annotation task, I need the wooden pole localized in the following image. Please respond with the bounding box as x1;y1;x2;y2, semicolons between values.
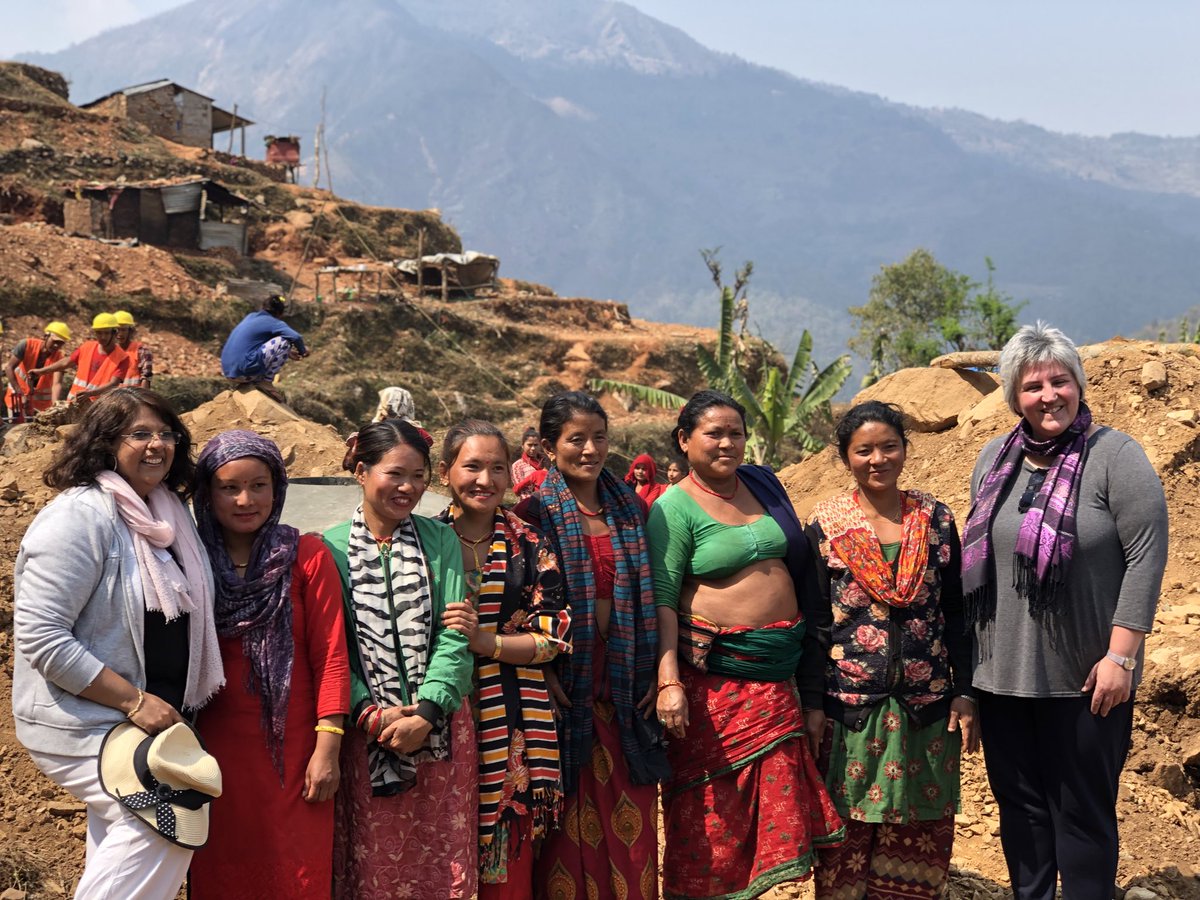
313;88;325;189
416;229;425;297
227;104;237;154
322;130;334;196
441;261;449;302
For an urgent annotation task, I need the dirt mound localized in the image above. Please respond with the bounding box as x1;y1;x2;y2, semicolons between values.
0;222;215;301
780;338;1200;894
182;387;347;477
853;366;998;432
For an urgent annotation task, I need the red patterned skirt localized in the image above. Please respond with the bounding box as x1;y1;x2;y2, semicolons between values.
814;817;954;899
333;703;479;900
663;668;845;900
533;695;659;900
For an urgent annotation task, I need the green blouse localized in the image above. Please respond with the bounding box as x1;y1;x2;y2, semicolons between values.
646;485;788;609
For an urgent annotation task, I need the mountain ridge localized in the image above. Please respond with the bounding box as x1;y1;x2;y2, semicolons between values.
24;0;1200;355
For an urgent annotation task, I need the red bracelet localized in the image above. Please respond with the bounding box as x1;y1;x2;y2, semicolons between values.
357;704;380;733
371;708;384;737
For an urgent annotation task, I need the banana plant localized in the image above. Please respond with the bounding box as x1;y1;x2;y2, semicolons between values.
588;251;850;466
590;328;851;467
730;330;853;464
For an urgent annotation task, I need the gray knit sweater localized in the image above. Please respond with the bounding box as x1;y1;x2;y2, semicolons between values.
969;426;1167;697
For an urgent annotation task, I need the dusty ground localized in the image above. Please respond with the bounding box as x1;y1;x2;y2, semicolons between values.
0;222;215;302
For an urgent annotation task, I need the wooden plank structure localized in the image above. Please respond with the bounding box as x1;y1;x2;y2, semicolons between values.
315;264;395;302
393;251;500;299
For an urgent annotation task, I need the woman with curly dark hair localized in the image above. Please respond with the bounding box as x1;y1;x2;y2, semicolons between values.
13;387;222;900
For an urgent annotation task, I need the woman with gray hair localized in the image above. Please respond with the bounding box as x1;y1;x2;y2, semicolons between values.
961;322;1167;899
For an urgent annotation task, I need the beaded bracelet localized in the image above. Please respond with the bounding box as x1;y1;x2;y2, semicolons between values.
314;725;345;736
126;688;145;720
657;679;685;692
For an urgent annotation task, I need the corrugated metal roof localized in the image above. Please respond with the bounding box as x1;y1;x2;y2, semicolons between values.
211;105;256;131
81;79;215;109
67;176;256;207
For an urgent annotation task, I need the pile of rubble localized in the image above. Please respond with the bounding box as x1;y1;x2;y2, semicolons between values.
181;387;347;477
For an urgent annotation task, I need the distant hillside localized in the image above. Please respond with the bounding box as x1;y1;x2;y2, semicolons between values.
26;0;1200;355
911;107;1200;200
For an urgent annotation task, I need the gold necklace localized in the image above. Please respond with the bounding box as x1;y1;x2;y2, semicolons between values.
454;526;492;571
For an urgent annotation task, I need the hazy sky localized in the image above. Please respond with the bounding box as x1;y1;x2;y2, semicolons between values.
4;0;1198;137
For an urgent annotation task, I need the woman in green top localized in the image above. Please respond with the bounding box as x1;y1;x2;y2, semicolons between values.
805;400;977;900
647;390;844;900
322;418;478;899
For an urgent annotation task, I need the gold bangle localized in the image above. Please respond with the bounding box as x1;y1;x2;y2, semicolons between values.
657;679;684;692
492;634;504;660
314;725;345;736
126;688;145;720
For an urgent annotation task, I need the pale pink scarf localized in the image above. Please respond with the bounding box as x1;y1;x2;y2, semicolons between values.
95;471;224;708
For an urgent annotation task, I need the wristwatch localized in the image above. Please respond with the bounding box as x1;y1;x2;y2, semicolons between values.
1105;650;1137;671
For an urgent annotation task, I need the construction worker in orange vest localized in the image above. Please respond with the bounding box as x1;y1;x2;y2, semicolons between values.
31;312;130;403
114;310;153;388
3;320;71;423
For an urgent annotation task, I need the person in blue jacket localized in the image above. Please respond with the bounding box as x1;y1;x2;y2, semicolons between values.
219;296;309;398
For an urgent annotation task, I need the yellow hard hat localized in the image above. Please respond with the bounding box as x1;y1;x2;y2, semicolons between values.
44;321;72;342
92;312;119;330
114;310;136;327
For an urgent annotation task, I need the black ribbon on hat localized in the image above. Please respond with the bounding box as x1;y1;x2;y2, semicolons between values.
115;734;212;840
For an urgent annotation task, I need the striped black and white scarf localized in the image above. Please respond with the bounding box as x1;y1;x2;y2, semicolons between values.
347;508;450;794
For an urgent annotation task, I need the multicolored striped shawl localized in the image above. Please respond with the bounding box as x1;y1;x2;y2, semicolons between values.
532;466;668;794
437;506;571;879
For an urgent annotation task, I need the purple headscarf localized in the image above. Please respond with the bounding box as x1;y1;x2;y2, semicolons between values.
194;429;299;780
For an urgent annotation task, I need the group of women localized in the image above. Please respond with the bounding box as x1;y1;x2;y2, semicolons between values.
11;320;1166;900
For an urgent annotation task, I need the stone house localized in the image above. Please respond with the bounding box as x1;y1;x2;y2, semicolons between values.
81;79;253;151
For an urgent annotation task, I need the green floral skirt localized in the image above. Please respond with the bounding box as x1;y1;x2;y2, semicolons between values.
824;697;960;824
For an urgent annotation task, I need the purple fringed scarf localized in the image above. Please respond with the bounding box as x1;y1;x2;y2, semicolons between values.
961;402;1092;624
193;430;299;781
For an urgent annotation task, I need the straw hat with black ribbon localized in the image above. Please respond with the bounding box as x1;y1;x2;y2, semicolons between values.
98;721;223;849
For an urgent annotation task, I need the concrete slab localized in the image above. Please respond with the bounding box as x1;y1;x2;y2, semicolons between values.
281;477;449;534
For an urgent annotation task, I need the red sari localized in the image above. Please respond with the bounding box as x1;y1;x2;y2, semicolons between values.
624;454;666;506
535;536;659;900
192;536;350;900
662;619;845;900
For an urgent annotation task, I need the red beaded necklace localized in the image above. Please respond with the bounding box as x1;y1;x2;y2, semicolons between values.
689;470;738;501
